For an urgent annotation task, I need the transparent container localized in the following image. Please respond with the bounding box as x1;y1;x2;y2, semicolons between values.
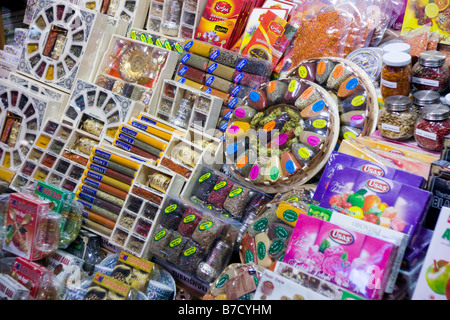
412;50;450;93
380;52;412;99
414;104;450;151
378;95;417;140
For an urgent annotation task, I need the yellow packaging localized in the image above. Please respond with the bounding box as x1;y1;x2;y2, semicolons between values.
401;0;450;45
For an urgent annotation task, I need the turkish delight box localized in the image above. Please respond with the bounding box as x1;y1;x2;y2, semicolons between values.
84;272;132;300
110;251;154;291
283;214;398;300
313;151;426;203
412;206;450;300
253;268;331;300
0;274;30;300
10;257;53;298
319;167;432;247
3;193;51;261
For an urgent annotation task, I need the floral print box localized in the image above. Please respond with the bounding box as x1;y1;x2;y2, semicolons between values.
283;214;398;300
318;167;432;247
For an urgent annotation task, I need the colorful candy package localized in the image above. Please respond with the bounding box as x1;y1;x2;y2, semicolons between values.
318;167;432;247
283;214;398;300
313;151;426;203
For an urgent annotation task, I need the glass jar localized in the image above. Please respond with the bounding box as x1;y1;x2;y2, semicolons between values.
414;104;450;151
378;95;417;140
411;50;449;93
147;172;171;193
382;42;411;54
380;51;412;99
412;90;441;116
169;98;192;128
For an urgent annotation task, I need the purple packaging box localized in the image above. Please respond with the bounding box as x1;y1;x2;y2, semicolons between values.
318;167;432;248
313;151;426;203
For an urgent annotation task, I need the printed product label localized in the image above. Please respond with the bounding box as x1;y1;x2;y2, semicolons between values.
198;172;211;183
415;128;437;140
154;230;167;241
183;214;197;224
169;237;182;248
164;204;177;214
381;78;397;89
283;209;298;223
297;66;308;78
307;135;320;146
213;180;227;190
198;221;213;231
412;77;439;87
313;119;327;129
228;187;243;198
381;123;400;133
183;246;197;257
288;79;298;92
352;95;365;107
253;217;268;231
234;108;246;118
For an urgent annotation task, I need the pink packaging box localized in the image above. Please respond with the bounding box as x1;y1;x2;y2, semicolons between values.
283;214;398;300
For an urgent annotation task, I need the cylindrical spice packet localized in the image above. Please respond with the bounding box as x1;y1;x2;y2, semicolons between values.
207;61;236;81
183;39;213;58
205;74;233;93
207;176;234;209
177;206;202;237
247;205;277;238
180;51;209;71
265;80;288;105
177;64;206;84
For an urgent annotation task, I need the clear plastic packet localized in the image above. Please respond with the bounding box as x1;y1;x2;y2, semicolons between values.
427;31;439;51
402;24;431;61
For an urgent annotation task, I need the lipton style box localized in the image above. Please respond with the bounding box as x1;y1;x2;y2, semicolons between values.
318;167;432;248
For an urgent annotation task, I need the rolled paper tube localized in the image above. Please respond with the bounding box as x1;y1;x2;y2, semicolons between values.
180;51;209;71
126;120;173;141
92;147;141;170
137;114;184;136
202;86;230;101
113;139;159;161
300;99;328;119
175;76;204;90
90;155;137;178
82;176;128;200
337;76;364;99
80;184;125;207
116;132;164;158
84;170;131;192
281;151;302;177
77;191;122;215
82;209;116;229
88;163;134;185
177;64;206;84
120;125;168;150
82;218;112;236
132;186;163;205
206;61;236;81
77;199;119;222
183;39;214;58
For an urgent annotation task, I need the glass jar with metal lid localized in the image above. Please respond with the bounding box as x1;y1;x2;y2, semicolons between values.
412;50;450;93
414;105;450;151
378;95;417;140
412;90;441;115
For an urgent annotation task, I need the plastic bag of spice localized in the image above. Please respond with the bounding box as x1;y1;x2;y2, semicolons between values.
223;185;252;220
402;24;431;62
177;205;203;237
160;199;185;230
190;167;220;202
207;176;234;209
191;213;226;251
178;239;206;275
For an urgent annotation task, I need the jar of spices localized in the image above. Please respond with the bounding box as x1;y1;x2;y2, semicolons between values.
380;52;412;99
147;172;171;193
412;50;449;93
414;105;450;151
378;95;417;140
412;90;441;116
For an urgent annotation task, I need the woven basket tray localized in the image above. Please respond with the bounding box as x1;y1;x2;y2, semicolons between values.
224;78;340;194
285;57;379;138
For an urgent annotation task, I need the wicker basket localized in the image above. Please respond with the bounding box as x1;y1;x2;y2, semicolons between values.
224;78;340;194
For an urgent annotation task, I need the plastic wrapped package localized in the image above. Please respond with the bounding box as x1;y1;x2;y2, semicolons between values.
190;166;220;203
202;263;264;300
